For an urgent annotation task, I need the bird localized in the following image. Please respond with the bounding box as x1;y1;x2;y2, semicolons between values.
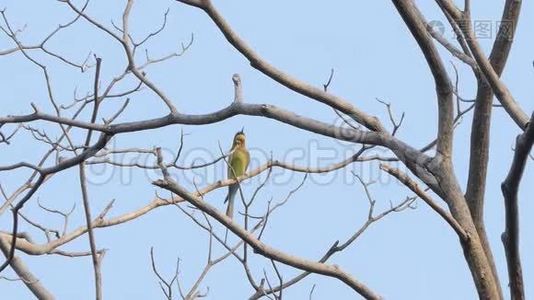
224;128;250;219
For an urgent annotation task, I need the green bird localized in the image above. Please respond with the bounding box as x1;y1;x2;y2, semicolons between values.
224;129;250;219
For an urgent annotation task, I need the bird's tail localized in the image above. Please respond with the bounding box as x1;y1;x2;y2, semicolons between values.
224;184;238;219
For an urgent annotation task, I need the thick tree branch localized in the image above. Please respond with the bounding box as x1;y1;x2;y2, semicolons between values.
392;2;502;299
392;0;454;158
1;102;381;144
466;0;523;215
501;112;534;300
465;2;522;296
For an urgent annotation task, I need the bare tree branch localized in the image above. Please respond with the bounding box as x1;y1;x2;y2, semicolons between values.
464;2;523;296
436;0;529;129
379;164;466;239
175;0;385;132
0;226;54;300
153;177;382;300
78;57;104;300
392;0;454;158
501;112;534;300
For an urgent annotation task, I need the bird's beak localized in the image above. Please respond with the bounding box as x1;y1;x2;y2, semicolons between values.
241;127;245;134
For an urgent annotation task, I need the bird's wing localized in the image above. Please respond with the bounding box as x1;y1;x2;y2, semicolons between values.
244;149;250;170
227;151;235;179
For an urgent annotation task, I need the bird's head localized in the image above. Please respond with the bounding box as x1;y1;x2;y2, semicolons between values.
233;128;246;147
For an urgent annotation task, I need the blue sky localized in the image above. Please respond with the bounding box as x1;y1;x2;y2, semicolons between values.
1;1;533;299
